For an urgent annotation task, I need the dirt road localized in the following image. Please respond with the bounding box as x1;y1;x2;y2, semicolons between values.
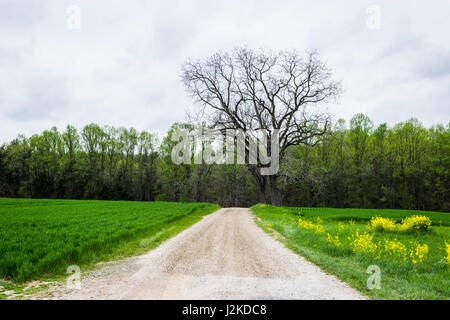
53;208;366;299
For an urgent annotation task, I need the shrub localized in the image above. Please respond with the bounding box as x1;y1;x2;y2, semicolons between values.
370;216;397;232
399;215;432;233
370;215;432;233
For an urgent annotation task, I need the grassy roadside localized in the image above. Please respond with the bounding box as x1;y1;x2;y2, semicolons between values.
0;200;220;299
251;204;449;300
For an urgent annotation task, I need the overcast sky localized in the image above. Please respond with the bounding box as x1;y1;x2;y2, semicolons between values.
1;0;449;143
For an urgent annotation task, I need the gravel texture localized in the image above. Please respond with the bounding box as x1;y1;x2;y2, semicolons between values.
51;208;366;300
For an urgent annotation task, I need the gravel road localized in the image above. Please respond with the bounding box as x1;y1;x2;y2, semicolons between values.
53;208;366;300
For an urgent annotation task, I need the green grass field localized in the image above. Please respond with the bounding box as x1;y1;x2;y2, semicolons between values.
0;198;219;282
251;204;450;300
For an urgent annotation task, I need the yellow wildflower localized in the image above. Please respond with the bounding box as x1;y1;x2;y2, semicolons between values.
297;217;325;233
400;215;432;233
410;243;428;264
369;215;431;233
351;231;377;254
445;242;450;265
327;233;342;247
383;239;407;260
370;216;397;232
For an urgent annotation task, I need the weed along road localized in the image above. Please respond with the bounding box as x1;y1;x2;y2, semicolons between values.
55;208;366;300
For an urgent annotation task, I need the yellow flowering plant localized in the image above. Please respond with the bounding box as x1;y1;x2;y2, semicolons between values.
351;231;378;254
445;242;450;265
297;217;325;233
382;239;407;260
370;216;397;232
399;215;432;233
327;233;342;247
410;243;429;264
370;215;432;233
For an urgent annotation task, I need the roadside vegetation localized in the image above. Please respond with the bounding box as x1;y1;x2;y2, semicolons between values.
0;198;219;282
251;204;450;299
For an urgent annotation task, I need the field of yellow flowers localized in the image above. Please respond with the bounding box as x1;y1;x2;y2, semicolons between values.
251;204;450;300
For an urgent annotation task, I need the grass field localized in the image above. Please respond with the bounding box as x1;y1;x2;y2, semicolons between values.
0;198;219;282
251;204;450;300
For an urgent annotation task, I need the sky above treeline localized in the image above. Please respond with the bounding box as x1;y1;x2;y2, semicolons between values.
1;0;449;143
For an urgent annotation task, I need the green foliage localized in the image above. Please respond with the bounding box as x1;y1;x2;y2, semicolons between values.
400;215;433;232
0;198;219;281
0;114;448;209
280;116;449;211
370;215;432;233
277;206;450;226
251;204;450;299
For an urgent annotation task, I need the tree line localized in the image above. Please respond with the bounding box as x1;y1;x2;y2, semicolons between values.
0;114;448;211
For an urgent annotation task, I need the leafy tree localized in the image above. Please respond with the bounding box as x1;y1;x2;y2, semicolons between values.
0;117;447;211
181;48;341;205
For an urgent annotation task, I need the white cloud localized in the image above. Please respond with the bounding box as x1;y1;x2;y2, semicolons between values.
0;0;449;143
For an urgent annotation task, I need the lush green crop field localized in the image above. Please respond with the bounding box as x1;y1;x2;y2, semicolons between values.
0;198;219;282
251;204;450;300
284;207;450;226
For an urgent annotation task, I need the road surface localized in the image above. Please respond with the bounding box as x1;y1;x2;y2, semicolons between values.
53;208;366;299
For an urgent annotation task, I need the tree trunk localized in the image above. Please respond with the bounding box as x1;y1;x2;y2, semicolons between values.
269;175;281;206
258;177;267;204
248;165;267;204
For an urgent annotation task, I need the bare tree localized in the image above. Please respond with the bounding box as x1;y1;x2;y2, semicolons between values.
181;47;341;206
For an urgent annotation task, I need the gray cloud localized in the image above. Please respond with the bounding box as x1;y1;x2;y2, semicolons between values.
6;73;69;121
0;0;449;143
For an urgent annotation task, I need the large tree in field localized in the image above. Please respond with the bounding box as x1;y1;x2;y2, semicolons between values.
181;47;341;206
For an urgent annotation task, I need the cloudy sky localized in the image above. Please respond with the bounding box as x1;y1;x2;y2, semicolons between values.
1;0;449;142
